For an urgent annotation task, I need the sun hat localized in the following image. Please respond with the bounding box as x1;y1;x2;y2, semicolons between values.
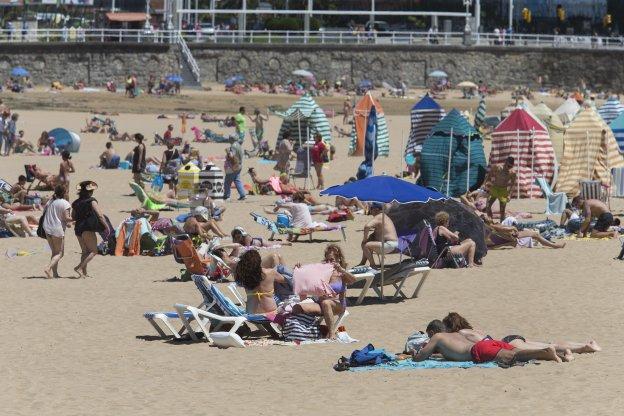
76;180;98;191
193;206;211;221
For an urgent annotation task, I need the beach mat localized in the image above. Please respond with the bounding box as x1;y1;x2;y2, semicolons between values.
349;359;497;372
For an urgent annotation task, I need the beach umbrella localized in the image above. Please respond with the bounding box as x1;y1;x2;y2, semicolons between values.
224;75;244;88
358;79;373;91
474;95;487;129
292;69;314;78
166;74;183;83
356;105;378;180
321;175;447;299
457;81;477;89
11;67;29;77
48;128;81;153
428;70;447;78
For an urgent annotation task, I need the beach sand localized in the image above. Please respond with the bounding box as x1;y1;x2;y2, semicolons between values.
1;90;623;416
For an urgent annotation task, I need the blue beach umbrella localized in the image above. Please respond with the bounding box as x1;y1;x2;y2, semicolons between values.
166;74;183;83
321;175;446;298
11;67;29;77
48;128;81;153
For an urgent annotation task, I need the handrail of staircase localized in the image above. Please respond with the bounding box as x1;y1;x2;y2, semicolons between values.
176;32;200;83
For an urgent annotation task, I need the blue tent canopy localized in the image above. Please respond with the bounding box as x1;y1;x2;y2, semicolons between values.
11;67;29;77
166;74;183;83
411;94;443;111
48;128;81;153
224;75;244;87
321;175;447;204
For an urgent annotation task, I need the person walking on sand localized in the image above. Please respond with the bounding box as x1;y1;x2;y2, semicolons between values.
235;106;247;143
311;132;328;189
4;112;17;156
485;156;516;221
248;108;268;152
72;181;109;278
132;133;147;189
274;132;293;173
223;135;246;201
342;97;352;125
42;185;72;279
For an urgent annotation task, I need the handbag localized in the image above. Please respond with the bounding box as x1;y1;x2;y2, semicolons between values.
36;205;49;239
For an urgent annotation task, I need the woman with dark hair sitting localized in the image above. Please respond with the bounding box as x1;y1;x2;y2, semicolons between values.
235;250;288;317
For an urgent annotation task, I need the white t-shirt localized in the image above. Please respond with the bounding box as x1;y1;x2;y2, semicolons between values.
281;202;313;228
43;198;71;238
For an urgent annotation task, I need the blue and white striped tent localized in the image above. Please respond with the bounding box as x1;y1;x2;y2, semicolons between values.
405;94;446;156
598;97;624;125
275;94;332;148
610;111;624;153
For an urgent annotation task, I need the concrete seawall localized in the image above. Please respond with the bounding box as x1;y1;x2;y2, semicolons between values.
0;42;621;90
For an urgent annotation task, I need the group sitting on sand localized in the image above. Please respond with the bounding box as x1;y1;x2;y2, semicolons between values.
407;312;601;366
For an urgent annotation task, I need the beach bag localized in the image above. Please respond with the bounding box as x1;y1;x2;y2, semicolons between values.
445;251;468;268
348;344;395;367
282;314;321;342
404;331;430;353
36;205;49;239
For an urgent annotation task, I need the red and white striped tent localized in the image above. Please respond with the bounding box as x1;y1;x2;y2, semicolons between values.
490;108;556;198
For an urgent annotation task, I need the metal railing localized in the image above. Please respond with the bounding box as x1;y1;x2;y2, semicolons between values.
0;28;622;50
177;32;201;82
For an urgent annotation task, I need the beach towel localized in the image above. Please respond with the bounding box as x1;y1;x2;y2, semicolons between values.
293;263;335;297
348;359;498;372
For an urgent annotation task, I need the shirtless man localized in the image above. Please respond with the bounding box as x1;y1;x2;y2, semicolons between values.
99;142;116;168
183;206;226;239
248;109;268;151
358;203;398;268
342;97;352;125
412;320;563;366
485;156;516;221
573;196;619;238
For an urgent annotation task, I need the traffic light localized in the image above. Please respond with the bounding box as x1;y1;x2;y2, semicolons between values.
604;14;612;27
557;5;565;22
522;8;532;24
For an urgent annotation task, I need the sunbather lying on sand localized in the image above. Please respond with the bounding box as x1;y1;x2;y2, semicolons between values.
480;213;565;249
442;312;600;358
231;226;289;248
411;319;565;366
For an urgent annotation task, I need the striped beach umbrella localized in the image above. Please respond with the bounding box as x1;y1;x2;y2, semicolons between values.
348;92;389;157
405;94;446;156
474;95;486;129
555;107;624;196
598;96;624;125
490;109;555;198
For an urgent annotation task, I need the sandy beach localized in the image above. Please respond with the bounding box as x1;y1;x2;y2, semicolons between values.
1;89;623;416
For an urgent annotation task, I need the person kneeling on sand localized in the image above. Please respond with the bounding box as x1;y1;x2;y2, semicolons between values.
573;196;619;239
412;319;564;366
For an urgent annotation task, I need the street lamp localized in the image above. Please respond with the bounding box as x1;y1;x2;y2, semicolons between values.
463;0;473;34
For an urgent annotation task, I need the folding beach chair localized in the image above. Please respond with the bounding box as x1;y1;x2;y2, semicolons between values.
579;180;609;204
348;259;431;305
171;234;230;280
129;182;190;211
611;167;624;198
419;220;467;269
535;176;567;215
250;212;346;242
289;147;314;189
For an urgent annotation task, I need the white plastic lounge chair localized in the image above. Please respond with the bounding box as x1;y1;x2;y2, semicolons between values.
535;176;567;215
143;310;196;339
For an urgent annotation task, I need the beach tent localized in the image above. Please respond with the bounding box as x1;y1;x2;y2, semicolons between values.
490;109;556;198
404;94;446;156
555;107;624;196
275;94;332;148
533;102;566;162
609;112;624;153
474;95;486;130
598;96;624;125
420;109;487;197
554;98;581;125
48;128;81;153
349;92;390;157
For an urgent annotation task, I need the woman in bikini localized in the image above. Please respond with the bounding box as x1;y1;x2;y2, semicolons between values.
230;226;289;248
235;250;287;317
59;151;75;199
291;244;356;338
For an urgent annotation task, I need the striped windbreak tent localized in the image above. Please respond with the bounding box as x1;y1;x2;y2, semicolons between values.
275;94;332;149
405;94;445;156
598;97;624;125
349;92;390;157
555;107;624;196
490;109;556;198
